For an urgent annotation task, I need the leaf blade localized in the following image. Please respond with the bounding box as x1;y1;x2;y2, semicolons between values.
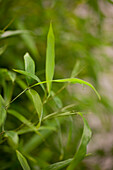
5;131;19;149
46;23;55;93
29;89;43;123
67;112;92;169
0;95;6;127
16;150;31;170
7;109;39;134
13;69;45;92
24;52;35;85
43;158;73;170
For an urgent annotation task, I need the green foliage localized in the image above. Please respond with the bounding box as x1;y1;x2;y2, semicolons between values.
0;0;112;169
0;25;99;169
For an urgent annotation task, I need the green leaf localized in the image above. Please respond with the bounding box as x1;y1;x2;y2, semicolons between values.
53;78;100;100
67;112;92;169
0;45;7;55
24;52;35;85
16;150;31;170
5;131;19;149
51;91;63;109
0;30;28;39
46;23;55;94
43;158;72;170
16;21;39;58
8;71;16;82
13;69;45;92
29;89;43;123
32;78;101;100
7;109;39;134
71;61;80;78
0;95;6;127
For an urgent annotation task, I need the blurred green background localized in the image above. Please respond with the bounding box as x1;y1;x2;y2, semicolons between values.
0;0;113;169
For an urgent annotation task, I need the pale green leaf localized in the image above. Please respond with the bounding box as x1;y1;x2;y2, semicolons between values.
67;112;92;169
13;69;45;92
71;61;80;78
8;71;16;82
32;78;101;100
24;52;35;85
46;23;55;93
0;95;6;127
0;30;28;39
5;131;19;149
51;91;63;109
29;89;43;123
16;150;31;170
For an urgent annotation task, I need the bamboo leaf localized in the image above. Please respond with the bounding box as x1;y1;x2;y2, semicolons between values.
29;89;43;123
46;23;55;94
7;109;39;134
67;112;92;169
16;150;31;170
16;21;39;58
13;69;45;92
43;158;73;170
0;95;6;127
0;30;28;39
32;78;101;100
8;71;16;82
5;131;19;149
71;61;80;78
24;52;35;85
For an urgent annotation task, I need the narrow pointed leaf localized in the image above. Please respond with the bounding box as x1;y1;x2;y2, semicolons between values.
0;30;28;39
29;89;43;123
46;23;55;93
32;78;100;100
7;109;38;134
16;21;39;58
67;112;92;169
13;69;45;92
71;61;80;78
0;95;6;127
24;52;35;85
43;158;73;170
53;78;100;100
16;150;31;170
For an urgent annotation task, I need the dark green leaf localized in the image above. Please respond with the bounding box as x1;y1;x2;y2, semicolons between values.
7;109;39;134
0;95;6;127
67;112;92;169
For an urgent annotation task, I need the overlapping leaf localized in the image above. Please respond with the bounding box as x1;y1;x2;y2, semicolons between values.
67;112;92;169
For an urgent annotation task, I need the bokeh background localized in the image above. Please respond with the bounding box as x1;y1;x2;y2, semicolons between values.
0;0;113;169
